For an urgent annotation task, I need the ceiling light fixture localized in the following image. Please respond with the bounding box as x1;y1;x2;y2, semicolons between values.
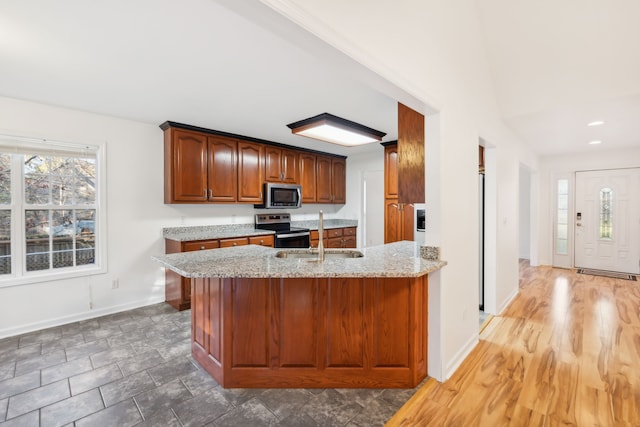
589;140;602;145
286;113;386;147
587;120;604;126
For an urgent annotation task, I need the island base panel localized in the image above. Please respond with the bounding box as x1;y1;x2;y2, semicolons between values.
191;275;428;388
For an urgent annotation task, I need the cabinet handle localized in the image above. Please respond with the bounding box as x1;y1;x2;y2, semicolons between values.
260;239;264;245
208;189;213;199
232;242;237;246
200;246;205;250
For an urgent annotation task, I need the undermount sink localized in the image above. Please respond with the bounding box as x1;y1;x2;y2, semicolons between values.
275;249;364;259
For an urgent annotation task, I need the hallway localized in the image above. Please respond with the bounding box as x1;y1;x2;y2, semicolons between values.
388;260;640;425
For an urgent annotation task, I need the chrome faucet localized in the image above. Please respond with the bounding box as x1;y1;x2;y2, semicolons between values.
317;210;325;262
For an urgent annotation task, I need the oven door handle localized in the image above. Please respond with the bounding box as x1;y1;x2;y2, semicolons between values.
276;231;310;239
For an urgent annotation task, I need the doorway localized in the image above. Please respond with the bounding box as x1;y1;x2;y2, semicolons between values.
574;168;640;274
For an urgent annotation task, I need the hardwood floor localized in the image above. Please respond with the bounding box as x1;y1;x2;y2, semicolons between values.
387;260;640;426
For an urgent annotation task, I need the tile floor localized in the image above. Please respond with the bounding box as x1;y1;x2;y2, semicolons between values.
0;303;421;426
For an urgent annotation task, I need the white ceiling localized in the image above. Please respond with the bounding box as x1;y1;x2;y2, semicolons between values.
0;0;638;157
477;0;640;156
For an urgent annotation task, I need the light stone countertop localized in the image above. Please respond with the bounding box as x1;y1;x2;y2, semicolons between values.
162;219;359;242
152;240;446;279
163;224;274;242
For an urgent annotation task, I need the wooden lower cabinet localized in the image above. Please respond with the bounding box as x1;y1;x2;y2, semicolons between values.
191;274;428;388
164;234;273;310
385;199;414;243
310;227;357;249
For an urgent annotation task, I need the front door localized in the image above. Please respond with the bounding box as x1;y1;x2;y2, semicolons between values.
574;168;640;274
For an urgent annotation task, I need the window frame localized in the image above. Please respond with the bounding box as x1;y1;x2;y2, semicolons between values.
0;139;107;288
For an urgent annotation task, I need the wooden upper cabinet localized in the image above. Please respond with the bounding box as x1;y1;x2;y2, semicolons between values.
315;155;346;204
165;129;209;203
331;158;346;204
208;136;237;202
265;146;298;184
397;103;425;204
299;153;317;203
237;141;264;203
316;155;333;203
162;122;347;205
384;144;399;199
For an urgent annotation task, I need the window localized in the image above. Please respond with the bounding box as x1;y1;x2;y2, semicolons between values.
599;187;613;239
555;178;569;255
0;137;103;284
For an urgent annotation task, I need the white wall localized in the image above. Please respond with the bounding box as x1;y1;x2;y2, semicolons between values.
519;165;531;259
339;148;385;248
537;147;640;266
263;0;539;380
0;96;360;338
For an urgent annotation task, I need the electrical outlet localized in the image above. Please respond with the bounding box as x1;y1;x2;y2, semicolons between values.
112;279;119;289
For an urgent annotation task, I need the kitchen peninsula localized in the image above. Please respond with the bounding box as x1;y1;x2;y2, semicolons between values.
152;241;446;389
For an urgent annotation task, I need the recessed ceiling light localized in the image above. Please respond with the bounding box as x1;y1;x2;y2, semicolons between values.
587;120;604;127
589;140;602;145
287;113;386;147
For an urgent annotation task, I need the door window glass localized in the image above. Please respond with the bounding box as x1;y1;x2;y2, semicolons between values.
599;188;613;239
556;179;569;255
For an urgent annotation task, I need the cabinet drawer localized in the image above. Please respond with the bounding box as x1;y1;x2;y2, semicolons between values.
343;227;356;237
182;240;220;252
310;230;327;240
219;237;249;248
327;228;343;238
249;235;274;247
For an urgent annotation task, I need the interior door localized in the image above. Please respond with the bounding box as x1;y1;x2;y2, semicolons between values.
574;168;640;273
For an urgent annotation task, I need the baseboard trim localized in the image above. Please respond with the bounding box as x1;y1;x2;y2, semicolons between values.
0;296;166;339
444;333;479;380
498;287;519;315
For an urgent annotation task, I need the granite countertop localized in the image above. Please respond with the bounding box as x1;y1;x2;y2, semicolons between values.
152;241;446;279
293;219;358;231
162;219;359;242
163;224;274;242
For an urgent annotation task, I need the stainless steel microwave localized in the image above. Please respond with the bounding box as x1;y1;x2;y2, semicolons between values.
255;183;302;209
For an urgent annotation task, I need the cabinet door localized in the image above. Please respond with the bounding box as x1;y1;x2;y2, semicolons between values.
331;158;346;204
208;136;237;202
264;146;284;183
343;236;357;248
299;153;317;203
237;141;264;202
402;203;415;241
168;130;208;202
327;238;343;248
384;144;399;199
281;149;298;184
385;199;402;243
316;156;333;203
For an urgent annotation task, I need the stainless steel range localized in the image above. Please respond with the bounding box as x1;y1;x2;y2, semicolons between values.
255;213;310;248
